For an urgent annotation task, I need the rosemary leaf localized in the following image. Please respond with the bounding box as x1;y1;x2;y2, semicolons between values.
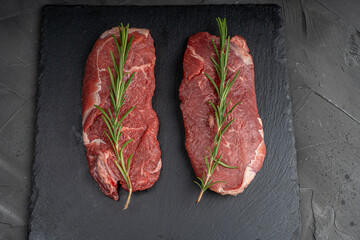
126;154;133;172
121;139;133;151
218;161;238;169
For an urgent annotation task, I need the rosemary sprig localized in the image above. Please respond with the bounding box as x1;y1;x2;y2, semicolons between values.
195;18;241;203
94;23;135;210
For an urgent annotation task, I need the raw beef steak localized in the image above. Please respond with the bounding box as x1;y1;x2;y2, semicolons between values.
82;27;161;201
179;32;266;195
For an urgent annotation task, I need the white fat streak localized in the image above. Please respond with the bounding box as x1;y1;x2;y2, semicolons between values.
222;139;231;149
94;150;117;185
230;44;252;66
129;28;149;37
82;83;101;126
83;132;90;144
150;160;162;174
258;118;264;138
83;132;106;146
240;137;265;193
100;27;149;39
91;138;106;145
127;63;152;73
139;149;161;176
82;37;113;127
187;45;205;62
140;159;161;176
122;126;145;132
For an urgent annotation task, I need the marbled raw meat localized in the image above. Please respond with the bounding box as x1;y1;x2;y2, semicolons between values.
82;27;161;200
179;32;266;195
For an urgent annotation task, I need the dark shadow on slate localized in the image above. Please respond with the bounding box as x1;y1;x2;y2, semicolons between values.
29;5;299;240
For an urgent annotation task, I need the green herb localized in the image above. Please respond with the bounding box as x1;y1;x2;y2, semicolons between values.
94;23;135;210
195;18;241;203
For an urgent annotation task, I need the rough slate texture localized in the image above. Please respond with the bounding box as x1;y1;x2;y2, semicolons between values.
28;5;298;240
1;1;360;240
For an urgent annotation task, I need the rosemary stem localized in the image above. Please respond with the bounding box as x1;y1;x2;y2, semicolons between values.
197;173;211;203
123;174;132;210
197;190;204;203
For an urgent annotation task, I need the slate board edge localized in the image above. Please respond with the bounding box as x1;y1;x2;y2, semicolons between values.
41;3;282;7
28;5;48;239
28;5;300;239
276;5;301;238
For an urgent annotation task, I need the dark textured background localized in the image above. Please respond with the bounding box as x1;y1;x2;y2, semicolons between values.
0;0;359;240
30;5;298;239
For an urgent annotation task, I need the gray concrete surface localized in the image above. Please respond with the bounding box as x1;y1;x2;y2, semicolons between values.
0;0;359;239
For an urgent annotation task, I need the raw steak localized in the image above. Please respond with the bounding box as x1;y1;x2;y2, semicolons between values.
82;27;161;201
179;32;266;195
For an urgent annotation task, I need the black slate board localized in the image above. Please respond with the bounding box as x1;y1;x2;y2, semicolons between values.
30;5;299;240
